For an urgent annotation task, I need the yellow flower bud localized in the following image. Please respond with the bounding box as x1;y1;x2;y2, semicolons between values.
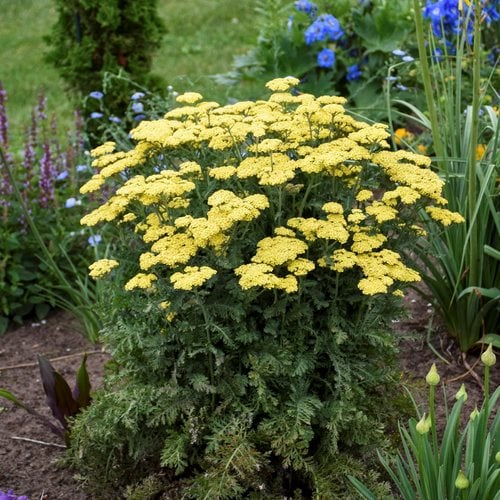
416;413;432;435
455;384;468;402
469;407;480;421
455;470;470;490
426;363;440;386
481;344;496;367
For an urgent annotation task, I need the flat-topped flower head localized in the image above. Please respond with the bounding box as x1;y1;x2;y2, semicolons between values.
265;76;300;92
176;92;203;104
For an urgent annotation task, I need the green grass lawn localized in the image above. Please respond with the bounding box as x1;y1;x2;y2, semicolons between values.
0;0;259;150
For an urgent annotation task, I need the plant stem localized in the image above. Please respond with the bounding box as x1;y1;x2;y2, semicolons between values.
412;0;445;163
467;0;482;287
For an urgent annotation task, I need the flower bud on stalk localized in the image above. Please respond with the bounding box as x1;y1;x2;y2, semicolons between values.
426;363;440;386
455;470;470;490
481;344;496;367
416;413;432;434
455;384;467;402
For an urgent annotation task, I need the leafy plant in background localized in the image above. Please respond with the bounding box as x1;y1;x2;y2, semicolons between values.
45;0;166;118
216;0;415;113
391;0;500;352
350;345;500;499
82;72;175;147
0;82;103;339
68;78;463;497
0;354;92;446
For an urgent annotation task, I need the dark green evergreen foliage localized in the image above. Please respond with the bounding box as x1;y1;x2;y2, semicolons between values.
45;0;166;109
69;270;402;497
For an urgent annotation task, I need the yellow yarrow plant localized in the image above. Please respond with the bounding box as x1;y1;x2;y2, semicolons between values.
80;77;462;300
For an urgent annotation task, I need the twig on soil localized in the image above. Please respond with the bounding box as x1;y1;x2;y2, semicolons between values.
0;349;105;372
445;353;484;390
10;435;66;449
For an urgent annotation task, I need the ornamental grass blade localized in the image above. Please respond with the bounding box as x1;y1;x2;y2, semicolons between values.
347;475;377;499
38;354;79;430
0;388;29;410
72;353;91;409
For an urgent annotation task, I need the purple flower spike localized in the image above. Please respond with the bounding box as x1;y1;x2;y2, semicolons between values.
38;141;55;208
0;82;9;148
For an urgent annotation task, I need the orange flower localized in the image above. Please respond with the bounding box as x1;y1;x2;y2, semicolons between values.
476;144;486;160
394;128;411;145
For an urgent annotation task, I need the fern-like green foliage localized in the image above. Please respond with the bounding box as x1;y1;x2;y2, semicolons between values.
66;81;455;497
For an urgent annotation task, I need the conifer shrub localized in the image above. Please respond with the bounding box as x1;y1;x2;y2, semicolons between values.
45;0;166;116
69;77;463;497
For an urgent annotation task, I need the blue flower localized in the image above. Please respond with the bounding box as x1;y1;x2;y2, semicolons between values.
392;49;407;57
109;116;121;123
89;91;104;100
90;112;103;119
88;234;102;247
305;14;343;45
132;102;144;114
317;48;335;68
134;114;146;121
295;0;317;15
76;164;88;172
131;91;145;100
402;55;414;62
396;83;409;91
56;170;69;181
346;64;362;81
65;197;77;208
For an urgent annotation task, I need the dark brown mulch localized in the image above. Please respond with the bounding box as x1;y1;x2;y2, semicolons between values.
0;311;108;499
0;297;497;499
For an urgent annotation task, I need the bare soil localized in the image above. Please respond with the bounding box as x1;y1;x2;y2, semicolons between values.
0;296;497;499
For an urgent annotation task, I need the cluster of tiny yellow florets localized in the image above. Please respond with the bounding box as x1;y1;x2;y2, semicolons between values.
81;78;463;297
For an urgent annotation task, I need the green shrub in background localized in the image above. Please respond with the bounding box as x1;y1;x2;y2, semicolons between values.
45;0;167;137
45;0;166;96
68;78;463;497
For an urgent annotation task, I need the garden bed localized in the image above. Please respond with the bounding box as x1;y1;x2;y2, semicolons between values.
0;294;496;499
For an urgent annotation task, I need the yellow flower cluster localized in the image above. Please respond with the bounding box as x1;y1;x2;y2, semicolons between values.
81;77;463;301
88;259;119;279
170;266;217;290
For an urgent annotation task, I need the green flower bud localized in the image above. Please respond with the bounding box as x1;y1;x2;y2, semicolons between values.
469;407;480;421
481;344;496;367
455;383;468;402
455;470;470;490
496;451;500;463
416;413;432;435
426;363;440;386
